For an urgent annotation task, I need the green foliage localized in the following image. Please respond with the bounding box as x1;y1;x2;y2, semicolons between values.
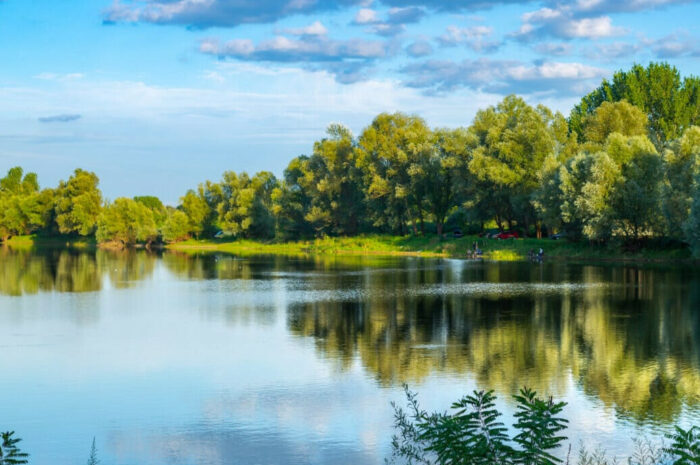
570;62;699;147
0;431;29;465
180;189;212;239
357;112;433;234
512;387;568;465
0;167;52;241
54;168;102;236
215;171;277;239
96;197;157;245
162;209;192;243
87;437;99;465
666;426;700;465
468;96;557;233
388;386;567;465
582;101;649;146
134;195;167;227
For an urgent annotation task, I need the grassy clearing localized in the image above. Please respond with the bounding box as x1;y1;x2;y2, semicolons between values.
167;234;693;262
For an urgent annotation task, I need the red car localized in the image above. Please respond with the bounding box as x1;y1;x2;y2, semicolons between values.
496;231;520;239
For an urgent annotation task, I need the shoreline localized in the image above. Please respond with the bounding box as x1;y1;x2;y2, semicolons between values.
164;235;695;264
4;234;695;264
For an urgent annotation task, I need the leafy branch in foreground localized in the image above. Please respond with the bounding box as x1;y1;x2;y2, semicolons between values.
388;386;567;465
666;426;700;464
0;431;29;465
388;387;699;465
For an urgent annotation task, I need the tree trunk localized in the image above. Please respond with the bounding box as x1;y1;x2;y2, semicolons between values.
536;222;542;239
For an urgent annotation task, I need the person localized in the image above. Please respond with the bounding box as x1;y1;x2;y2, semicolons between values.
538;248;544;261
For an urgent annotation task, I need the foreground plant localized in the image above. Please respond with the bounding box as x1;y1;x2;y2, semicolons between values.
388;387;700;465
0;431;29;465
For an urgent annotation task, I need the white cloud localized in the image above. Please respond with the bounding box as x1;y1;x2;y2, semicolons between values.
284;20;328;36
353;8;378;24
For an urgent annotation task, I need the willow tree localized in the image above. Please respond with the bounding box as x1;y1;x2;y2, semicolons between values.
96;197;158;246
216;171;277;239
0;167;51;241
468;95;555;234
357;112;433;235
296;124;366;236
54;168;102;236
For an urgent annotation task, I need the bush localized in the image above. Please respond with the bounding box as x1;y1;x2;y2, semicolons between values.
387;386;700;465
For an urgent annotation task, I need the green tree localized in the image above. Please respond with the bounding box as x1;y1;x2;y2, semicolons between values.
582;100;649;146
294;124;366;236
216;171;277;239
468;96;555;233
684;172;700;257
96;197;158;246
272;156;315;240
54;168;102;236
357;112;433;235
180;189;211;239
0;431;29;465
425;128;472;236
0;167;51;241
162;209;192;243
570;62;700;147
607;134;664;240
134;195;167;227
664;126;700;239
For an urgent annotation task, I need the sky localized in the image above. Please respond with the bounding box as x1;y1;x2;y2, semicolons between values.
1;0;699;204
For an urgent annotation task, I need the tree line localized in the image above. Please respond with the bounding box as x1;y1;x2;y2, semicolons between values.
1;62;699;254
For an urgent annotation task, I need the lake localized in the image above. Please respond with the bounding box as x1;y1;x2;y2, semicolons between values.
1;247;699;464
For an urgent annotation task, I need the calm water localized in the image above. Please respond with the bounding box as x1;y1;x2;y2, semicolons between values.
1;247;699;465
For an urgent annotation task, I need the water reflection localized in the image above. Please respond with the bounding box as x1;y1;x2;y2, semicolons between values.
0;247;157;294
1;247;699;459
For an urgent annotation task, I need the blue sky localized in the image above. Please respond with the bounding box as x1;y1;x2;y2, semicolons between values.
1;0;699;204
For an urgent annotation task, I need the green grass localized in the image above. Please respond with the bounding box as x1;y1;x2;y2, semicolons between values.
167;234;693;262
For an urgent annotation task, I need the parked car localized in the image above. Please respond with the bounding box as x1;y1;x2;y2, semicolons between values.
214;231;225;239
452;229;464;238
496;231;520;239
551;232;567;240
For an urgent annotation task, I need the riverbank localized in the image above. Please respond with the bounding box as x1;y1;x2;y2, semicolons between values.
4;233;693;262
166;234;693;262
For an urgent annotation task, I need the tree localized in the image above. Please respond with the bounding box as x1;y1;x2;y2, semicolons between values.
0;431;29;465
272;156;315;240
684;172;700;257
0;167;50;241
607;134;664;241
582;100;648;145
424;128;472;236
54;168;102;236
664;126;700;239
288;124;367;236
162;209;192;243
96;197;158;246
134;195;167;227
180;189;211;239
468;96;555;234
357;112;433;235
570;62;700;147
216;171;277;239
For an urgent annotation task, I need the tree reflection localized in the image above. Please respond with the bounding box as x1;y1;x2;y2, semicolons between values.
286;261;700;424
0;247;158;294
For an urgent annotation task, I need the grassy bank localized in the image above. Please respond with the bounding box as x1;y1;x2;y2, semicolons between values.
167;234;693;262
